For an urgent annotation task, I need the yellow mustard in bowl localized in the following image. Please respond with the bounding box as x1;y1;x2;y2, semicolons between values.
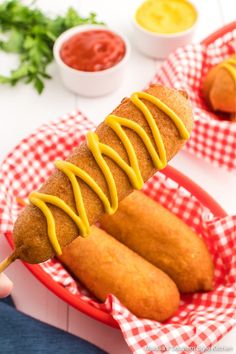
135;0;197;34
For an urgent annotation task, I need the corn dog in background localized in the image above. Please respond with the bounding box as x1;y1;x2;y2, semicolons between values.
202;56;236;114
100;191;214;293
0;84;193;272
59;226;180;322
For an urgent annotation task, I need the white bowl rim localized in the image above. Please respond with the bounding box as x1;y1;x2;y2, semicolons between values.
53;24;131;76
132;0;199;38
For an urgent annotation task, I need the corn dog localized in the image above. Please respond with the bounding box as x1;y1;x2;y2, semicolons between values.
202;56;236;113
100;191;214;293
0;85;193;271
59;226;180;322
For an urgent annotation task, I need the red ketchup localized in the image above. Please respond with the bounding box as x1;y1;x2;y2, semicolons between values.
60;29;126;72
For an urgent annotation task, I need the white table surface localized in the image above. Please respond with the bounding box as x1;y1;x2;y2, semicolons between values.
0;0;235;353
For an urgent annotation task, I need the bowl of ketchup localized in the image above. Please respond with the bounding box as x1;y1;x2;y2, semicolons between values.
53;25;130;97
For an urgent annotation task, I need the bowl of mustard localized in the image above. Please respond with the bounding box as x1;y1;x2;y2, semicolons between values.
132;0;198;59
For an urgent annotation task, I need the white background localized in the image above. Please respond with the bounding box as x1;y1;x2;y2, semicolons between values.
0;0;235;353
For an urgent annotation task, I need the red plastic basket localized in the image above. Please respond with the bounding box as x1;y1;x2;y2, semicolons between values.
201;21;236;45
4;164;227;328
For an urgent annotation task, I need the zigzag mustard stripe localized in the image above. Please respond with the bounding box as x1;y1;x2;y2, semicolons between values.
29;91;190;255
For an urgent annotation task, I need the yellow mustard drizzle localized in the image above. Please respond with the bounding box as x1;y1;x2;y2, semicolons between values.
29;91;190;255
219;57;236;81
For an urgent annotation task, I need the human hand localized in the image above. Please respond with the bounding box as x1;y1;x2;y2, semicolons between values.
0;273;13;298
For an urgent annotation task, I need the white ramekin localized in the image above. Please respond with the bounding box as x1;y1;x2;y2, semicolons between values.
53;25;130;97
132;1;198;59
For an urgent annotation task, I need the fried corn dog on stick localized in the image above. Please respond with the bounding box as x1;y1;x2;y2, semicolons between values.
100;191;214;293
59;226;180;322
0;85;193;271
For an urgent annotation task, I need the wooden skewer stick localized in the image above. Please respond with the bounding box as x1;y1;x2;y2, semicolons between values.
0;252;18;273
0;198;26;273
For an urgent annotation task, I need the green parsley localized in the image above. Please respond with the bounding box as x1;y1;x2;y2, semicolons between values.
0;0;104;93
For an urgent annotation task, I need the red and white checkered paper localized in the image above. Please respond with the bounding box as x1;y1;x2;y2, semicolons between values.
0;111;235;354
150;26;236;170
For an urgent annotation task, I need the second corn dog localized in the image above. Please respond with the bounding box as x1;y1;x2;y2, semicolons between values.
100;191;214;293
59;226;180;322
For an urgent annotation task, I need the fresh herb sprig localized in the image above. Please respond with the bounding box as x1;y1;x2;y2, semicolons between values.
0;0;104;93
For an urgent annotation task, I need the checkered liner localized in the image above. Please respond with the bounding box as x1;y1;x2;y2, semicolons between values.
150;26;236;170
0;111;235;354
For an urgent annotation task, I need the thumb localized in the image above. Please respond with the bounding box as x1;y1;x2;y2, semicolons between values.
0;272;13;298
